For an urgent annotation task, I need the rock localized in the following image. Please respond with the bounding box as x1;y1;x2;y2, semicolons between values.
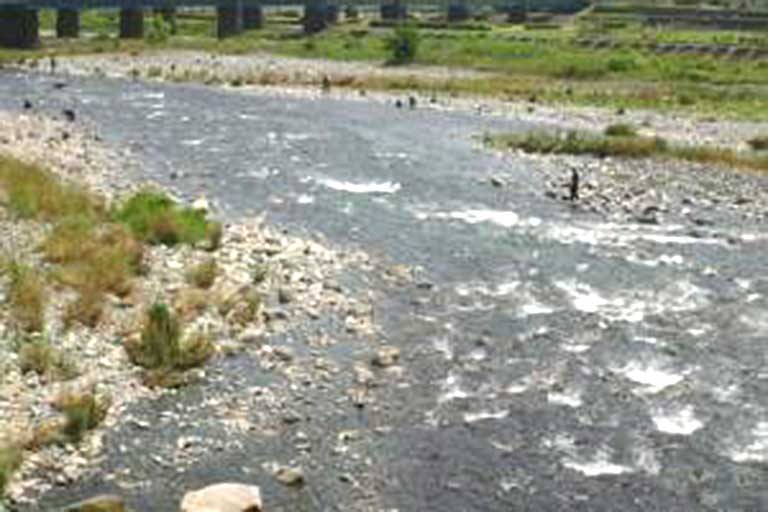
372;346;400;368
489;176;505;188
274;466;305;487
63;495;125;512
180;483;262;512
277;287;293;304
238;327;265;345
192;196;210;212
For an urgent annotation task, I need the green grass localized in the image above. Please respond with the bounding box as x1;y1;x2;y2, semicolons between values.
605;123;638;137
486;129;768;172
113;190;220;247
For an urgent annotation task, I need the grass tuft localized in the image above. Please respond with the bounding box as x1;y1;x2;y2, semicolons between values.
604;123;638;137
125;303;213;387
0;441;22;495
53;390;110;444
7;262;46;334
186;259;218;289
18;339;78;381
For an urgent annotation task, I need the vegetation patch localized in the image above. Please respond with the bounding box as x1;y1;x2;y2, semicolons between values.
186;259;218;289
125;303;213;387
6;262;46;334
114;190;220;248
0;441;22;495
386;23;420;65
485;130;768;172
53;390;110;444
0;156;102;221
747;134;768;151
18;339;78;381
604;123;638;137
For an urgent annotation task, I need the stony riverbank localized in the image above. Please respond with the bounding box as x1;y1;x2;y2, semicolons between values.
0;112;404;511
19;50;768;149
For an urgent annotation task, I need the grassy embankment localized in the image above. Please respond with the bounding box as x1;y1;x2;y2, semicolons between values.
0;154;224;496
485;123;768;172
3;9;768;119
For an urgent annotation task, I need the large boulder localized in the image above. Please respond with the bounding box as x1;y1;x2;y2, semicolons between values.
180;483;262;512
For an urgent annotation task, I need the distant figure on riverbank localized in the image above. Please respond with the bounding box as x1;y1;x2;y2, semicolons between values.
22;99;32;110
49;56;56;74
409;96;417;109
321;75;331;93
63;109;76;122
395;99;403;109
569;168;580;201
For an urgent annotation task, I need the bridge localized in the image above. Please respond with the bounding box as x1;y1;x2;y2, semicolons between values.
0;0;585;48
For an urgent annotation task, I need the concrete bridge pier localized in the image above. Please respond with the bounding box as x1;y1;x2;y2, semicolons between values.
217;0;243;38
119;8;144;39
447;2;470;22
325;3;339;23
56;9;80;38
0;6;39;48
242;3;263;30
303;0;328;34
381;0;407;20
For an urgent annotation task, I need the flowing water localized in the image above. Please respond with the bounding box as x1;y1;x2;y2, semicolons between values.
3;70;768;511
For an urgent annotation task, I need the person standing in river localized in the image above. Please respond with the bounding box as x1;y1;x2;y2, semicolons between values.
569;167;580;201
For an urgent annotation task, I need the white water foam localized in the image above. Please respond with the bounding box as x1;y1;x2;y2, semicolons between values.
728;422;768;463
555;279;707;323
464;409;509;423
563;449;633;477
652;405;704;435
318;178;401;194
615;361;686;394
438;373;470;404
418;209;520;228
548;389;583;408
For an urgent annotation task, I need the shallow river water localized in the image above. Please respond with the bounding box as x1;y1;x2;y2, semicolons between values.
3;71;768;511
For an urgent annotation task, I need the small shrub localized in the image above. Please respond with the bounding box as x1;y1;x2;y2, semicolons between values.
386;23;420;65
53;391;110;444
146;15;171;44
186;259;218;289
114;191;213;247
0;441;22;494
747;135;768;151
7;263;46;334
604;123;638;137
204;221;224;251
18;339;78;381
125;303;213;386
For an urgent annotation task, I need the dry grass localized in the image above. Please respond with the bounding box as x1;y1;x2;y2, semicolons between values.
0;156;102;221
0;440;22;494
47;222;143;327
53;390;110;444
186;259;218;289
18;339;78;381
6;262;46;334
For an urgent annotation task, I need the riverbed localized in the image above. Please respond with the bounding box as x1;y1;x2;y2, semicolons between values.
4;67;768;511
